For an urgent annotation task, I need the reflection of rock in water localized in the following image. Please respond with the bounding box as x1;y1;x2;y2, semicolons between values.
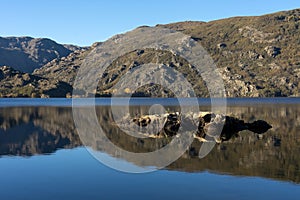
131;112;272;143
0;105;299;183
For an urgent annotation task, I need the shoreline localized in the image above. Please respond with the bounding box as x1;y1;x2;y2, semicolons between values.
0;97;299;108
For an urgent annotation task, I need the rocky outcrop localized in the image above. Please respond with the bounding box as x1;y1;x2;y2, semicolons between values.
0;66;72;97
33;48;91;85
129;112;272;142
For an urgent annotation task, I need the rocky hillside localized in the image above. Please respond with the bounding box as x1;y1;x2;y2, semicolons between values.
33;48;92;85
33;9;300;97
2;8;300;97
0;66;72;97
159;9;300;97
0;36;81;73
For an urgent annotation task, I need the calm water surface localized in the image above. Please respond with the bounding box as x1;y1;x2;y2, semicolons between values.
0;98;299;199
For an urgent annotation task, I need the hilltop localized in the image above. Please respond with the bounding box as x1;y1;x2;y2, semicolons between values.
0;36;83;73
1;9;300;97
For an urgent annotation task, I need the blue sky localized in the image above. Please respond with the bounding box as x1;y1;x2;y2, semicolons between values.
1;0;299;46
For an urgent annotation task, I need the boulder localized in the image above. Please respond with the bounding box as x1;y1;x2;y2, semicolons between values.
217;43;227;49
264;46;281;57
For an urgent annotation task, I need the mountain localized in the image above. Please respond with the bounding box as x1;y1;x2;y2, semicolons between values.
0;36;81;73
2;8;300;97
34;9;300;97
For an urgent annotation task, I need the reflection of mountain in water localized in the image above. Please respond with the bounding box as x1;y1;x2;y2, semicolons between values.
0;107;81;156
0;104;299;183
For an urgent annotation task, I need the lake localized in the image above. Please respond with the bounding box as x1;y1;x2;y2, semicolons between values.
0;98;299;199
